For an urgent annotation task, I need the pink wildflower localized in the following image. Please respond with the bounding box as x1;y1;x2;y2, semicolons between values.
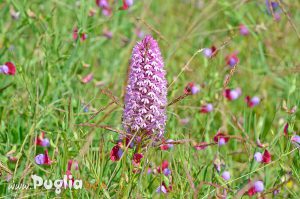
214;132;230;146
110;145;123;162
224;88;242;101
245;96;260;107
160;139;174;150
132;153;143;166
0;62;16;75
194;142;209;150
221;171;230;181
291;135;300;145
35;150;52;165
184;82;200;95
203;46;217;58
81;73;93;84
284;123;289;136
262;149;271;164
239;24;249;36
96;0;112;16
120;0;134;10
123;35;167;138
35;132;50;147
225;52;239;67
200;103;213;113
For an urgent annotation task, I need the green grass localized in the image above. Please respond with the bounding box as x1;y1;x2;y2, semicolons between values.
0;0;300;198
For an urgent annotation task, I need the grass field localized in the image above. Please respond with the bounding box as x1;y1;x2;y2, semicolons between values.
0;0;300;198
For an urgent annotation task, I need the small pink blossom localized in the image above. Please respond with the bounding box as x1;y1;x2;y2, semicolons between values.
163;168;171;176
225;52;239;67
35;150;52;165
0;62;16;75
194;142;209;150
284;123;289;136
184;82;200;95
156;182;172;194
132;153;143;166
156;184;167;194
73;27;79;40
110;145;123;162
200;103;213;113
35;132;50;147
80;33;88;41
254;152;263;163
224;88;242;101
120;0;134;10
214;132;230;146
157;160;169;174
221;171;230;181
73;27;87;42
262;149;271;164
203;46;217;58
245;96;260;107
291;135;300;145
160;139;174;150
239;24;249;36
254;181;264;192
248;180;264;196
96;0;112;16
81;73;94;84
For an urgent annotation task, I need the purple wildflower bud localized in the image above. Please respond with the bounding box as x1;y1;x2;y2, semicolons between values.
200;103;214;113
229;90;240;100
166;139;174;149
123;35;167;138
102;9;111;16
0;65;9;74
274;13;281;21
191;85;200;94
35;154;45;165
163;168;171;176
221;171;230;181
147;167;152;174
273;189;280;195
206;103;213;112
224;88;241;101
185;82;200;95
251;96;260;105
218;138;226;146
41;138;50;147
156;185;167;194
125;0;134;6
291;135;300;144
246;96;260;107
254;152;263;162
203;48;212;58
254;181;264;193
229;57;237;66
239;24;249;36
117;148;123;158
83;106;89;112
266;0;279;13
97;0;109;7
6;174;13;182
